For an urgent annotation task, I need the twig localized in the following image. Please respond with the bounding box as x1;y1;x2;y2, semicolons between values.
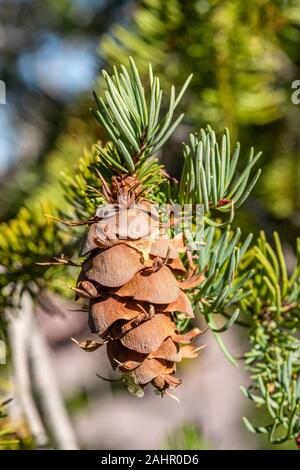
29;306;79;450
7;292;49;447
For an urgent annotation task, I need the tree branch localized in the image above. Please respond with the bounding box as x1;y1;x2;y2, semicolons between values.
29;307;79;450
8;292;48;448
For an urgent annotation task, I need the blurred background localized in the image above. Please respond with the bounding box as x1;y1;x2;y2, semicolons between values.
0;0;300;450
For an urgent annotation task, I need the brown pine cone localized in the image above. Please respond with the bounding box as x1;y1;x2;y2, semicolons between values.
74;176;204;396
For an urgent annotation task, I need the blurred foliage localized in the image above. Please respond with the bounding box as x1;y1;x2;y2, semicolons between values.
101;0;291;126
165;423;213;450
0;0;126;220
65;389;89;415
61;145;104;220
0;202;74;312
0;0;300;450
0;113;97;221
0;396;33;450
99;0;300;232
0;109;106;313
239;232;300;444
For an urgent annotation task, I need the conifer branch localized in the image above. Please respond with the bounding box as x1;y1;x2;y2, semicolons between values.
239;232;300;444
179;126;262;225
1;57;299;447
92;58;192;174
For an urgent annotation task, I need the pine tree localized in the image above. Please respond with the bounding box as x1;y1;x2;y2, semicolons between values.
1;58;300;447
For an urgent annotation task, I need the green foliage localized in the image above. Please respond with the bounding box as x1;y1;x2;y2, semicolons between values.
0;400;21;450
260;154;300;219
179;126;261;223
100;0;300;223
92;58;191;179
193;226;253;365
0;203;73;310
239;232;300;444
100;0;298;126
61;146;105;220
61;142;166;222
1;57;299;447
0;399;32;450
0;124;98;313
1;116;96;222
165;423;212;450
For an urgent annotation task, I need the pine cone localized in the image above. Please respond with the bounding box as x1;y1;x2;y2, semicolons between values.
75;176;204;396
